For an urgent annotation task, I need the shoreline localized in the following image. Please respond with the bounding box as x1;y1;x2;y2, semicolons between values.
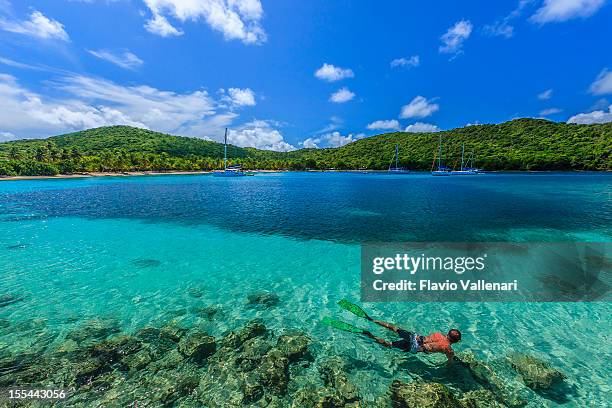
0;169;609;181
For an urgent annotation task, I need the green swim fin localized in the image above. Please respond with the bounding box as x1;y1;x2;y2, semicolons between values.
322;317;367;334
337;299;371;320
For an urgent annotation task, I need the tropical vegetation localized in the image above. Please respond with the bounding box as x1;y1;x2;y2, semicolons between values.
0;119;610;176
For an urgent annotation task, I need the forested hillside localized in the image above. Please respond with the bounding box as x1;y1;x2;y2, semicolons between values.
0;119;610;176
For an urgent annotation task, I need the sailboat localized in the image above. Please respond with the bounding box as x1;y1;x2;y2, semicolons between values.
450;144;478;175
213;128;248;177
388;144;409;173
431;135;451;176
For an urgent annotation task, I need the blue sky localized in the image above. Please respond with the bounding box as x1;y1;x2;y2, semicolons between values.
0;0;611;150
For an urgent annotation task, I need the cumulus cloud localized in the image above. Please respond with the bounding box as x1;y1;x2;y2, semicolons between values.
0;10;69;41
404;122;441;133
390;55;420;68
300;131;365;149
0;73;265;141
88;49;144;70
314;63;354;82
589;69;612;95
539;107;562;116
439;20;472;54
144;13;183;37
399;96;439;119
229;120;295;151
329;87;355;103
143;0;266;44
567;104;612;124
0;74;147;137
220;87;256;107
538;88;553;100
531;0;605;23
367;120;400;131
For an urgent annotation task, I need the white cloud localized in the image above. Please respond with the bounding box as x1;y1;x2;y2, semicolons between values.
538;88;553;100
300;131;364;149
589;69;612;95
329;87;355;103
143;0;266;44
314;63;354;82
367;119;400;130
483;21;514;38
0;74;147;136
0;131;15;141
0;73;252;140
439;20;472;54
390;55;420;68
484;0;533;38
531;0;605;23
539;107;562;115
0;10;69;41
88;49;144;70
144;13;183;37
400;96;439;119
315;116;343;134
224;87;256;107
567;104;612;124
229;120;295;151
404;122;441;133
300;137;319;149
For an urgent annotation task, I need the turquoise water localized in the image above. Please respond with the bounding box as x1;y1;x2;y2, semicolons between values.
0;172;611;406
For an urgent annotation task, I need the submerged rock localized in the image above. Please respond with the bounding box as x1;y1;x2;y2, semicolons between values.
459;389;506;408
390;380;460;408
247;291;280;309
223;319;268;349
508;353;566;390
277;330;311;363
159;322;188;342
189;305;221;320
121;348;152;371
66;318;120;343
456;351;526;408
188;286;204;298
6;243;26;250
89;334;142;364
0;293;24;308
257;348;290;395
132;258;161;268
317;357;360;405
178;332;216;363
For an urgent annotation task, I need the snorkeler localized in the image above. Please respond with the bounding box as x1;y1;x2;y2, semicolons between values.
323;300;461;362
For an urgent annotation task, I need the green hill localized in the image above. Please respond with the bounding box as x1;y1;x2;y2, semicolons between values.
0;119;610;176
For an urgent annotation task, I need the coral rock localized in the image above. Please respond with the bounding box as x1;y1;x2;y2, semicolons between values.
390;380;460;408
508;353;566;390
178;332;216;363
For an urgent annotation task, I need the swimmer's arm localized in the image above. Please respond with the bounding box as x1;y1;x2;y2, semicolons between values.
445;349;455;364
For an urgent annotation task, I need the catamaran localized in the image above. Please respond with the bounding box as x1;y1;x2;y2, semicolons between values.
213;128;248;177
431;135;451;176
388;144;409;173
450;143;478;175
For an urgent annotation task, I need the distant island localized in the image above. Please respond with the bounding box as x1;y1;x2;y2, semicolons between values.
0;118;610;177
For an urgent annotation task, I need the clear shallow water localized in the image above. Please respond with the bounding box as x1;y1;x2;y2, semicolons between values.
0;172;611;406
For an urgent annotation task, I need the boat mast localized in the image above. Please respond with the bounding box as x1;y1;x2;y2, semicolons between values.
438;135;442;170
224;128;228;171
395;144;399;169
460;143;465;171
